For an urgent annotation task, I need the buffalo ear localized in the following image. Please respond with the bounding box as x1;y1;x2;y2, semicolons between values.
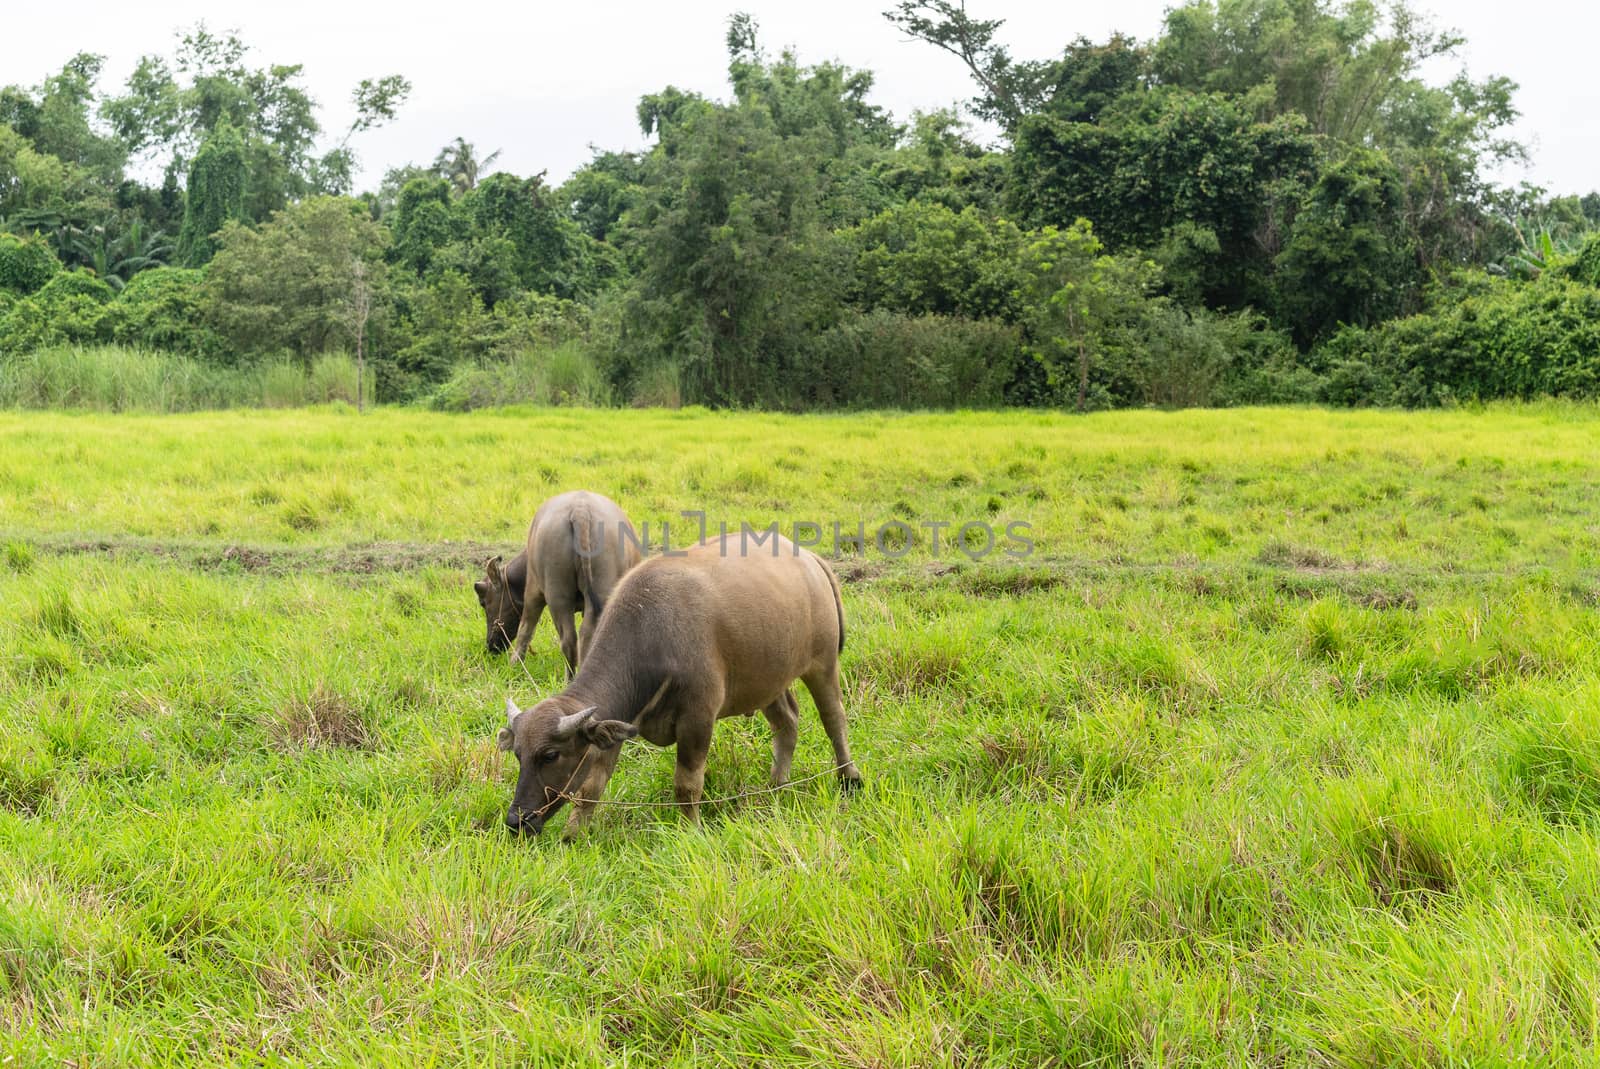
581;718;639;749
485;555;504;585
496;727;514;752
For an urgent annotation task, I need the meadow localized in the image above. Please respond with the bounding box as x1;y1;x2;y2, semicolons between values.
3;403;1600;1066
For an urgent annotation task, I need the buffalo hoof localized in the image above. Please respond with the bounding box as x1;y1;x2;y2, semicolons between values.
839;775;864;794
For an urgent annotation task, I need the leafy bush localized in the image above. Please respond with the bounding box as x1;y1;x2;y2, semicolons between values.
386;278;590;403
111;268;221;358
1117;304;1312;408
1568;233;1600;288
0;297;52;356
34;269;117;345
0;233;59;295
796;309;1023;409
1318;273;1600;405
842;201;1027;320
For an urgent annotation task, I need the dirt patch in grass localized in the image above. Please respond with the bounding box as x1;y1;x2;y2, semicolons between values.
273;685;373;751
1256;540;1349;570
22;536;1591;608
36;536;513;578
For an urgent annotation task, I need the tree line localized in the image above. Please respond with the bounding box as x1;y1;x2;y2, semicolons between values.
2;3;1598;411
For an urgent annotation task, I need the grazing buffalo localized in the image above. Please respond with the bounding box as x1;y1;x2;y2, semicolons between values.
474;490;642;672
497;533;860;837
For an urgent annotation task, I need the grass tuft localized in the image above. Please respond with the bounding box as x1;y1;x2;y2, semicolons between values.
1504;696;1600;824
273;684;373;751
1258;539;1345;569
4;539;35;573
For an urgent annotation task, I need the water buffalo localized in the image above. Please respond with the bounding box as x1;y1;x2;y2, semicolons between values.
473;490;642;672
496;533;860;837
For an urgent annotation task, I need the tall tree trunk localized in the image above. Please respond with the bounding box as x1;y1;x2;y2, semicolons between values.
1076;334;1089;413
357;328;365;414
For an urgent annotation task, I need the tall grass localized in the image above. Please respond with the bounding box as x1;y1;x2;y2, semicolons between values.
428;340;610;411
0;345;363;413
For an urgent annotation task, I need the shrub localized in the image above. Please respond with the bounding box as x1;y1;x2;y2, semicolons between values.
0;297;53;356
1317;272;1600;406
33;269;117;346
112;268;221;358
797;309;1023;409
0;233;59;295
1117;304;1311;408
1568;232;1600;288
1;268;121;354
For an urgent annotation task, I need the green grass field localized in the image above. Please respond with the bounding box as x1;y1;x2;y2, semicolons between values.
3;404;1600;1066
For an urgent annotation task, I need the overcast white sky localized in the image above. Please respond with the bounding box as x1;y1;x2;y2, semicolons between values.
7;0;1597;195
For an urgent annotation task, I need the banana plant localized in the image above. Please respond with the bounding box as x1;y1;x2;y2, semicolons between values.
1496;214;1592;280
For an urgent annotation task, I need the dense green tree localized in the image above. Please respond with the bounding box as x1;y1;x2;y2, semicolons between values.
864;110;1007;214
383;171;612;305
204;196;389;362
386;177;457;275
463;172;603;298
1151;0;1462;140
1018;220;1156;410
176;120;247;266
842;201;1026;320
726;14;898;151
628;101;835;405
636;87;714;143
1039;35;1146;124
561;151;647;245
0;122;112;264
1008;91;1319;308
102;26;407;219
1276;148;1418;343
1;55;126;181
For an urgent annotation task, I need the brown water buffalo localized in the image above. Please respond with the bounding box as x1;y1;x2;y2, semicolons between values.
473;490;642;672
496;533;860;837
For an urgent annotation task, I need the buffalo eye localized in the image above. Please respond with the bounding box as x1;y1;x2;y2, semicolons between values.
537;749;560;765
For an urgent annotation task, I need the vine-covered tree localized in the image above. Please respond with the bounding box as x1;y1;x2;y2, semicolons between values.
176;120;247;266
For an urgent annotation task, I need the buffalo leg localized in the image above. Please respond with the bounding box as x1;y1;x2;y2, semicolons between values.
576;594;601;667
548;600;580;678
508;591;546;665
762;690;800;787
672;716;715;826
803;666;862;789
